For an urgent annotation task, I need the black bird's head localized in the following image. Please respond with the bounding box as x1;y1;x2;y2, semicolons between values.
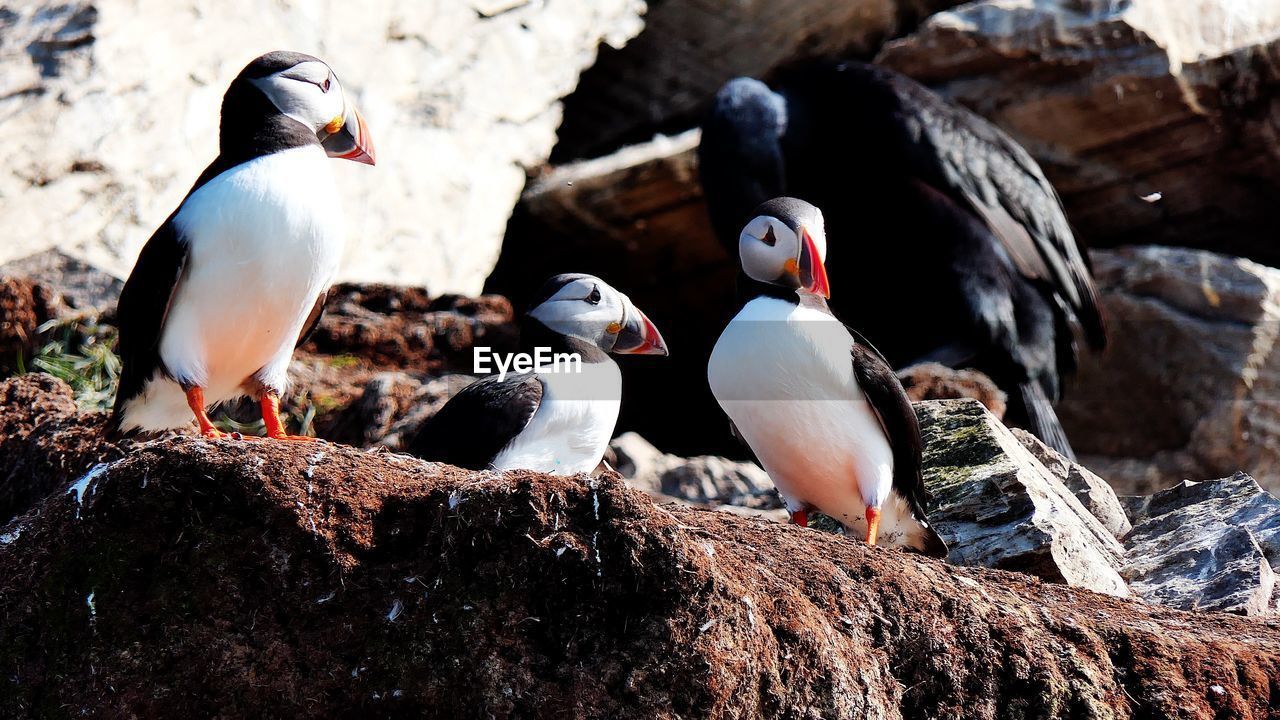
526;274;668;356
738;197;830;298
698;77;788;246
223;51;376;165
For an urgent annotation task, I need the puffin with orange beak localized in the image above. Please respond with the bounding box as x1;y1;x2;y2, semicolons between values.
108;51;375;439
708;198;947;556
409;274;667;474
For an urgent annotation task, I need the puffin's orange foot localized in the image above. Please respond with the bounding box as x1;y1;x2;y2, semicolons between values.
790;509;809;528
199;426;228;440
260;393;319;442
185;386;227;440
865;506;881;547
267;432;321;443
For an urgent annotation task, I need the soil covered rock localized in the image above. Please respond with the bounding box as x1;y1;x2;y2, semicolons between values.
2;378;1280;718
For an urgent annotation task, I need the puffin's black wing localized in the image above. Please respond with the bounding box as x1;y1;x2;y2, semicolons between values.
857;63;1106;350
295;289;329;348
406;372;544;471
846;325;948;557
107;220;189;436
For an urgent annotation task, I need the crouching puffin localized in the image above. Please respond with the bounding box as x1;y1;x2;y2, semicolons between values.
408;274;667;474
108;51;375;440
708;198;947;556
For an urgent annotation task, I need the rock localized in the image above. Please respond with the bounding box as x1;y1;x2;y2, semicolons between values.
553;0;964;159
877;0;1280;266
1012;429;1131;539
0;250;122;316
0;374;121;525
609;432;782;510
1055;246;1280;496
302;283;519;373
1126;518;1274;617
0;277;52;374
0;0;645;294
4;400;1280;716
917;399;1129;596
1122;472;1280;616
900;363;1007;419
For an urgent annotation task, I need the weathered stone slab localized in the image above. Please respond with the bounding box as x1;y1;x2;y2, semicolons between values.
1012;429;1131;540
916;399;1129;596
1121;472;1280;615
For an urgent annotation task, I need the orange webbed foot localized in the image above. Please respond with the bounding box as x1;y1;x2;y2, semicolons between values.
259;392;319;442
865;506;881;547
790;509;809;528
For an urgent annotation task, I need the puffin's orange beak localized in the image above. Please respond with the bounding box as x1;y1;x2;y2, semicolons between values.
322;105;376;166
799;226;830;298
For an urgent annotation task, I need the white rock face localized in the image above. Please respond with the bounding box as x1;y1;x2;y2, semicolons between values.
0;0;644;294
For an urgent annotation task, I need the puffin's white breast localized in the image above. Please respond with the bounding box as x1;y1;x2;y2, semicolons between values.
707;296;895;523
127;146;344;430
492;360;622;475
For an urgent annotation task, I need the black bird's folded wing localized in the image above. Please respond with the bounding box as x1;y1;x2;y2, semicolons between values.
867;64;1106;350
406;372;544;471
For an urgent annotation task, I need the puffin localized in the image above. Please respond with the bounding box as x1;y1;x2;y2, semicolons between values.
408;274;668;474
698;62;1105;458
708;197;947;556
107;51;375;440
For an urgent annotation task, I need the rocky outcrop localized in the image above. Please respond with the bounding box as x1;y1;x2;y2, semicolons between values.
0;0;645;294
1013;429;1131;540
1122;472;1280;616
609;432;783;514
877;0;1280;265
917;399;1129;596
3;381;1278;718
1057;246;1280;496
553;0;964;159
0;375;120;525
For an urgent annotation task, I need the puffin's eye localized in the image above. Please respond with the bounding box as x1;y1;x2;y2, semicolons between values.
586;286;602;305
762;225;778;247
321;76;332;93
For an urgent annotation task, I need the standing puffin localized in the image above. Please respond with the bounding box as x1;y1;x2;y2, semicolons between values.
708;198;947;556
408;274;667;474
699;62;1105;458
107;51;375;440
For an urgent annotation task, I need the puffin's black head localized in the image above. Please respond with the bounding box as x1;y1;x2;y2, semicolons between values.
222;51;376;165
698;77;789;246
738;197;830;298
526;274;668;356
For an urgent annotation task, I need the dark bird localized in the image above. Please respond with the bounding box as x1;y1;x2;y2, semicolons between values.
708;198;946;555
108;51;376;440
699;62;1105;458
408;274;668;474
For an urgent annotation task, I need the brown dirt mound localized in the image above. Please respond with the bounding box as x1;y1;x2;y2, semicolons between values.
302;283;519;372
0;276;54;374
1;379;1277;718
0;374;121;524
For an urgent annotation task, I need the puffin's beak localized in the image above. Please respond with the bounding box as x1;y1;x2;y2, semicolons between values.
321;105;376;166
612;306;668;356
798;226;830;298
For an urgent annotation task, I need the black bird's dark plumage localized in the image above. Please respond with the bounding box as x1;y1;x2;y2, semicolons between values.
699;62;1105;457
107;52;332;437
